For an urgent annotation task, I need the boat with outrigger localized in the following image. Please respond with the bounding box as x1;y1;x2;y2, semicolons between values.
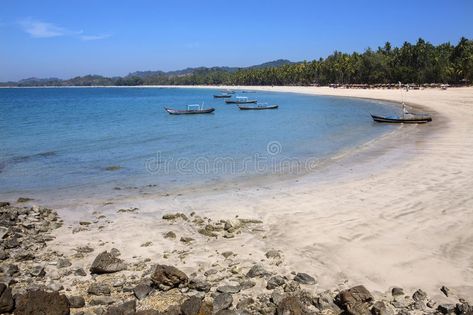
213;93;232;98
238;103;278;110
164;103;215;115
225;96;257;104
370;82;432;123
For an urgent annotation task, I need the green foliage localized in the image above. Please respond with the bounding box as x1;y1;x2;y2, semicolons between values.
4;38;473;87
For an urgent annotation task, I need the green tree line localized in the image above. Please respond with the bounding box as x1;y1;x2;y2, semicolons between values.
3;37;472;87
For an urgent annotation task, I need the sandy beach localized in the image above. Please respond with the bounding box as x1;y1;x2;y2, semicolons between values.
2;86;473;313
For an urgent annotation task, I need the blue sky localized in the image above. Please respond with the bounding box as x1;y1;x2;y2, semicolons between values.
1;0;472;81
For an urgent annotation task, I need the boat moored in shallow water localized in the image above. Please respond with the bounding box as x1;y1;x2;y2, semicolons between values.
165;103;215;115
225;96;257;104
370;113;432;123
238;103;278;110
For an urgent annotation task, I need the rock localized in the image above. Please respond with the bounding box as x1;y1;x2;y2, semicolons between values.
371;301;394;315
391;287;404;296
181;296;202;315
180;236;194;243
455;302;473;314
213;293;233;312
437;304;455;314
88;283;111;295
164;231;176;239
0;226;8;239
276;296;304;315
89;296;115;306
151;265;189;290
335;285;373;315
163;213;188;221
104;300;136;315
141;241;153;247
217;285;241;294
57;258;72;268
239;279;256;290
0;202;10;207
293;273;316;285
215;310;237;315
412;289;427;301
189;278;211;292
134;283;153;300
0;283;14;313
110;248;121;257
204;269;218;276
246;264;270;278
68;295;85;308
74;268;87;276
236;297;255;310
265;250;281;259
15;290;70;315
90;251;126;274
313;292;340;312
17;197;34;203
440;286;450;297
221;251;234;259
48;282;64;292
0;249;8;260
198;228;218;238
30;265;46;277
267;276;286;290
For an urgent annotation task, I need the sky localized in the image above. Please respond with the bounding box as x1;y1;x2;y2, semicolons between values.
1;0;472;81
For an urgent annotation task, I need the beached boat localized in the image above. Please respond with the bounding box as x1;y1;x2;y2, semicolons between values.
225;96;257;104
370;113;431;123
164;103;215;115
238;104;278;110
371;82;432;124
213;94;232;98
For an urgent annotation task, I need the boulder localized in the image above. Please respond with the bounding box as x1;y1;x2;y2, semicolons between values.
246;264;270;278
276;296;304;315
267;276;286;290
213;293;233;312
104;300;136;315
0;283;14;313
412;289;427;301
151;265;188;290
88;283;111;295
293;273;316;285
67;295;85;308
334;285;373;315
217;285;241;294
15;290;70;315
181;296;202;315
89;251;126;274
133;283;153;300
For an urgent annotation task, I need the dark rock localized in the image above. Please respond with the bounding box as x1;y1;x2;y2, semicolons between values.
455;302;473;314
164;231;176;239
437;304;455;314
151;265;188;290
293;273;316;285
0;226;8;239
15;290;70;315
104;300;136;315
181;295;202;315
276;296;304;315
0;283;14;313
180;236;194;243
88;283;111;295
391;287;404;296
4;264;19;277
221;251;234;259
57;258;72;268
440;286;450;297
188;278;211;292
265;250;281;259
133;283;153;300
0;248;8;260
68;295;85;308
0;202;10;207
239;279;256;290
313;292;340;312
217;285;241;294
89;251;126;274
335;285;373;315
74;268;87;276
215;310;237;315
267;276;286;290
30;265;46;277
413;300;427;311
89;296;115;306
136;311;160;315
236;297;255;310
371;301;394;315
213;293;233;312
412;289;427;301
246;264;269;278
14;250;34;261
17;197;33;203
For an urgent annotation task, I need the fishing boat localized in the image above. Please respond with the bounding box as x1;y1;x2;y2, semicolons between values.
371;82;432;124
225;96;257;104
164;103;215;115
222;89;235;94
213;93;232;98
238;103;278;110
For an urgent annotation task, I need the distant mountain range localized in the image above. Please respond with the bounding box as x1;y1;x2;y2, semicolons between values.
1;59;295;86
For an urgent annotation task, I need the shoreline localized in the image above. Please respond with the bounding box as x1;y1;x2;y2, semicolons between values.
2;86;473;313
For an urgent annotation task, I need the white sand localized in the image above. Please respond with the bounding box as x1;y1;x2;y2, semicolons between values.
49;86;473;300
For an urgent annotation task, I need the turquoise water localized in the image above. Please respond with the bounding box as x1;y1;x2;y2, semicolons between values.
0;87;399;198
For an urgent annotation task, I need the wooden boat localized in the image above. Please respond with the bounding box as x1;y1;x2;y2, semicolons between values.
225;96;257;104
370;113;431;123
164;103;215;115
213;94;232;98
238;104;278;110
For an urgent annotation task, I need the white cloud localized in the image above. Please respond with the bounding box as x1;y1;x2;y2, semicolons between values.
80;34;111;41
19;18;67;38
18;18;110;41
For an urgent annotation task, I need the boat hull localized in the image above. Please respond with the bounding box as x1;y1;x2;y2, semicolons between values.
371;114;432;123
225;100;257;104
238;105;278;110
213;95;231;98
165;107;215;115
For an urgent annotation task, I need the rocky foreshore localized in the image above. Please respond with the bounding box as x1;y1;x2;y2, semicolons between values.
0;201;472;315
